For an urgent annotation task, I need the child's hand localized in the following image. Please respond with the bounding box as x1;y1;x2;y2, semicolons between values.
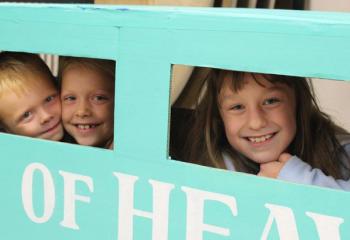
258;153;292;179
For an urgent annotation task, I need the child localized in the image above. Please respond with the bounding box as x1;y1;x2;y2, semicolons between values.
186;69;350;190
59;57;115;149
0;51;64;141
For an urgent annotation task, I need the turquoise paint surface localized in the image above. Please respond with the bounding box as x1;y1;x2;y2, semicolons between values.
0;3;350;239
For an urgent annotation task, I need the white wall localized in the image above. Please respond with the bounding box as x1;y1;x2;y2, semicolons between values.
308;0;350;12
312;79;350;131
308;0;350;131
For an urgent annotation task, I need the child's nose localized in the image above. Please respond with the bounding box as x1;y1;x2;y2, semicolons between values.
247;107;267;130
76;100;91;118
39;109;53;125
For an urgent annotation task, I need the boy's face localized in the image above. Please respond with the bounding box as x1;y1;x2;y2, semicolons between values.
218;73;296;164
61;66;114;148
0;73;63;141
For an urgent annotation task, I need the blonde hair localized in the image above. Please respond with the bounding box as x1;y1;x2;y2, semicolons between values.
0;51;55;98
58;56;115;149
58;56;115;85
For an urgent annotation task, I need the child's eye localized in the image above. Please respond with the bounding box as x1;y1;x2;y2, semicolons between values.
92;95;109;102
45;94;56;103
263;97;281;105
21;111;33;122
63;95;76;102
230;104;244;111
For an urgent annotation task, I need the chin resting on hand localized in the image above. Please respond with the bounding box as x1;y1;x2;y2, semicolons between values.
257;153;292;179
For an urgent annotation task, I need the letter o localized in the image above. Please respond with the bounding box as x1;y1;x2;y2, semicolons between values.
21;163;55;223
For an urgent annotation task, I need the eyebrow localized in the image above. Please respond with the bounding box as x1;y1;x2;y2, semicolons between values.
264;85;289;93
219;85;288;102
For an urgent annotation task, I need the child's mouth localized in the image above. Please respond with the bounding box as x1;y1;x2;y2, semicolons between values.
75;124;99;130
42;121;61;134
246;133;275;144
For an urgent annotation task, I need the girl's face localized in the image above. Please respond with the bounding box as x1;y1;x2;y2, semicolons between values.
218;73;296;164
61;66;114;147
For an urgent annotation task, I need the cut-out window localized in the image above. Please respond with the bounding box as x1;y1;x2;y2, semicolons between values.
169;65;350;191
0;51;115;150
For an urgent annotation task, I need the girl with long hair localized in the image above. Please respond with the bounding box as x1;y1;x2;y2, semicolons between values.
186;69;350;190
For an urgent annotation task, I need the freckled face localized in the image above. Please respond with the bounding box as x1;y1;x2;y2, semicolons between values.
61;66;114;148
218;73;296;164
0;74;63;141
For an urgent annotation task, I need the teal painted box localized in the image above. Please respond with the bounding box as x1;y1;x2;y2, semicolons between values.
0;3;350;239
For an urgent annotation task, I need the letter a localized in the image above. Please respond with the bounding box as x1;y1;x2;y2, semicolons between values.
261;203;299;240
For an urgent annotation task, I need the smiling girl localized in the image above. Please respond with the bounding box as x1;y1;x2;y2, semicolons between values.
186;69;350;190
59;57;115;149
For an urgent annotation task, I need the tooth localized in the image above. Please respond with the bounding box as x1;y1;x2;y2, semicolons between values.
248;134;273;143
77;124;92;129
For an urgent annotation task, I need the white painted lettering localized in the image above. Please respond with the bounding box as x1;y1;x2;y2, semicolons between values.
59;171;94;230
113;172;175;240
181;186;237;240
21;162;55;223
261;203;299;240
306;212;344;240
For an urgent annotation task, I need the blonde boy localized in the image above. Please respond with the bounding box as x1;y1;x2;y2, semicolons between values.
0;51;64;141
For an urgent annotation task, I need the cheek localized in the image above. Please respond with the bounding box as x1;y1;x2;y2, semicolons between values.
3;123;18;134
277;108;297;138
226;127;241;148
98;104;114;121
287;114;297;138
62;104;75;121
222;115;241;141
18;122;39;136
284;106;296;127
52;101;62;115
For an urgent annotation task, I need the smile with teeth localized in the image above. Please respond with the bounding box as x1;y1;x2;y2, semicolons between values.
247;133;274;143
75;124;98;130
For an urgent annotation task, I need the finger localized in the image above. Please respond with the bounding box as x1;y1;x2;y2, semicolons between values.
279;153;292;163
